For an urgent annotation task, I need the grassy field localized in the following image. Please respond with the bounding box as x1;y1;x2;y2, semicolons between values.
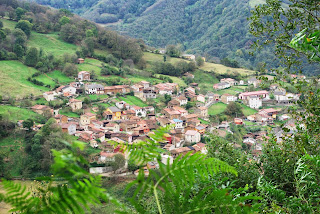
1;18;16;30
0;105;42;121
240;104;258;116
59;108;80;118
116;95;147;107
215;86;246;96
199;118;210;125
193;70;219;93
0;61;48;98
153;74;186;87
143;52;255;75
208;102;227;115
28;32;78;58
35;70;73;88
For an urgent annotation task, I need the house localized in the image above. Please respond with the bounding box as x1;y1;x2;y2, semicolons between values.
171;147;192;158
172;106;188;117
183;72;194;79
279;114;290;121
185;130;201;144
192;143;207;154
197;94;206;103
31;105;53;115
131;83;144;92
221;78;237;86
131;106;147;117
213;82;230;90
69;99;83;111
172;119;184;129
80;112;96;126
100;152;124;163
116;101;127;110
176;96;188;106
105;107;122;120
121;109;136;120
248;95;262;109
77;58;85;64
234;118;243;125
61;86;77;96
162;108;181;120
239;80;245;85
104;85;131;95
194;106;208;118
69;82;84;89
154;83;178;95
182;54;196;61
218;121;229;129
270;84;279;91
195;125;206;134
157;117;171;127
78;71;90;81
259;108;279;119
54;114;68;124
248;77;261;88
143;88;157;99
120;120;138;132
239;91;269;100
104;123;120;132
144;106;155;114
60;123;76;135
168;99;180;108
141;81;150;89
221;94;237;104
85;83;104;94
247;114;256;122
43;91;56;101
255;113;272;123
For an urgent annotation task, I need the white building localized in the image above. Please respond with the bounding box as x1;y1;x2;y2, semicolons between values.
172;119;183;129
61;86;77;95
248;96;262;109
185;130;201;144
85;84;104;94
43;91;56;101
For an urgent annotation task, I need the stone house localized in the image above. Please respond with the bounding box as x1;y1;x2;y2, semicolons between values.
248;95;262;109
85;84;104;94
69;98;83;111
60;123;77;135
185;130;201;144
194;106;208;118
80;112;96;127
78;71;90;81
31;105;53;115
221;94;237;104
43;91;56;101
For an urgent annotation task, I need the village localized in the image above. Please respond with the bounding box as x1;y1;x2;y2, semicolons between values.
28;68;304;175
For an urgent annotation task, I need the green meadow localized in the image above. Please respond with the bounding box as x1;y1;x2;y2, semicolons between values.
0;60;48;98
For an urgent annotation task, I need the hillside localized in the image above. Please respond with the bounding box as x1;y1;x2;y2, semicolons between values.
28;0;271;68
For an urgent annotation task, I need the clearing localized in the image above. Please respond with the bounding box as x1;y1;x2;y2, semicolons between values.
143;52;255;75
208;102;227;115
34;70;73;88
28;32;78;58
0;60;48;98
115;95;147;107
0;105;42;121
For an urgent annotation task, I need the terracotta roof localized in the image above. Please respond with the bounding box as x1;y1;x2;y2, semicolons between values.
185;130;199;135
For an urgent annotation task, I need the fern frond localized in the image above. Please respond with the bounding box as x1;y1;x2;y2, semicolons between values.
127;152;258;213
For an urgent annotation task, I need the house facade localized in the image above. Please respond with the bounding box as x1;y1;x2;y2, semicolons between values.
78;71;90;81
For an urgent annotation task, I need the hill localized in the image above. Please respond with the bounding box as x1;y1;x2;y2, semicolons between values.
28;0;275;70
